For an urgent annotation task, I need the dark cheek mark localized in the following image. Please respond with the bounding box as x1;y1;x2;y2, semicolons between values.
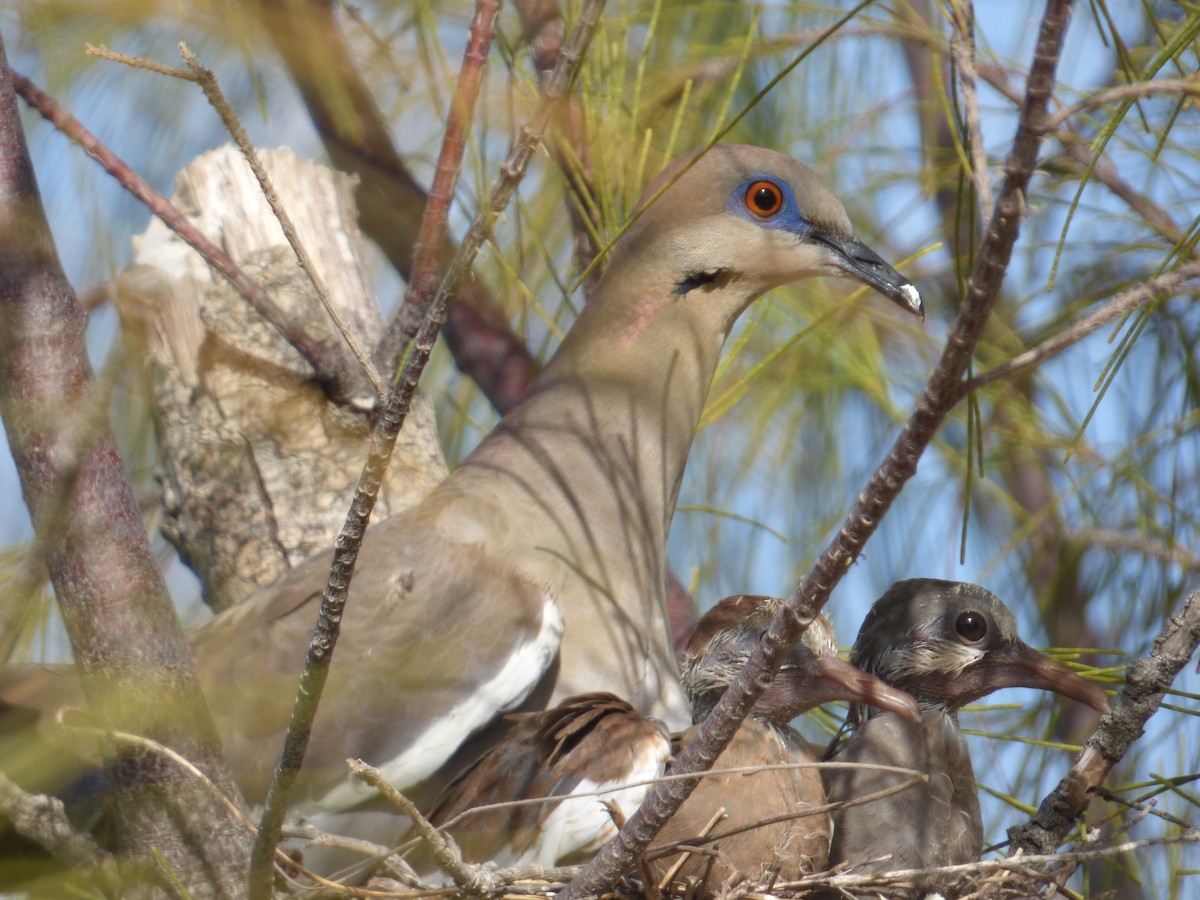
674;270;721;296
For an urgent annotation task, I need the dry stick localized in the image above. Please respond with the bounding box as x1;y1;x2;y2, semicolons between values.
1043;78;1200;131
434;760;922;832
559;2;1076;896
285;0;535;398
6;66;350;399
1009;589;1200;859
654;807;725;891
350;759;496;896
782;833;1200;896
961;257;1200;397
245;4;606;896
274;0;535;407
642;772;928;860
177;42;385;400
54;715;372;896
244;0;501;885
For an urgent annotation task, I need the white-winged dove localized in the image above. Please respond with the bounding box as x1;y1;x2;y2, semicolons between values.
645;595;919;895
2;146;923;834
823;579;1110;891
411;595;917;887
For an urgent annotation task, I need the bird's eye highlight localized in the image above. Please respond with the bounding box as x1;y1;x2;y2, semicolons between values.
745;180;784;217
955;610;988;643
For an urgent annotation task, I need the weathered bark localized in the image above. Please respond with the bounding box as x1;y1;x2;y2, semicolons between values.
122;146;447;611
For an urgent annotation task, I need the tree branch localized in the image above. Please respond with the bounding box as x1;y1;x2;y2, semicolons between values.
259;0;539;412
962;257;1200;397
0;33;249;897
1009;588;1200;857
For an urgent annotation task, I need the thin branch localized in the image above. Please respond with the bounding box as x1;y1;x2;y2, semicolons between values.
177;42;385;400
962;257;1200;396
1043;77;1200;131
560;2;1075;895
262;0;538;411
245;5;606;895
436;760;923;831
1009;588;1200;857
1076;528;1200;573
0;771;114;877
977;62;1189;246
1056;132;1186;243
780;832;1200;897
349;759;499;896
7;64;356;401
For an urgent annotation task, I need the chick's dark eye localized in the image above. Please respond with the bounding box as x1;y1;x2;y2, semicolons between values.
745;180;783;217
955;610;988;643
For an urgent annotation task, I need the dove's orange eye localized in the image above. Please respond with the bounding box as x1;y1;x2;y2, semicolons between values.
745;180;784;217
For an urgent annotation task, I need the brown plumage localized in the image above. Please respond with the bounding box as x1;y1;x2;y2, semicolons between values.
416;693;671;872
644;595;920;896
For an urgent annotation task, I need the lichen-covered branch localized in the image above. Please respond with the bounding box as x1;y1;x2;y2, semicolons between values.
0;32;249;898
1009;588;1200;857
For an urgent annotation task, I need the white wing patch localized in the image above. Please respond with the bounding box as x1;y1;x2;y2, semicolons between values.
316;595;564;811
503;732;672;867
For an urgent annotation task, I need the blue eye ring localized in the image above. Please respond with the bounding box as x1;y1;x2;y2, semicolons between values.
745;179;784;217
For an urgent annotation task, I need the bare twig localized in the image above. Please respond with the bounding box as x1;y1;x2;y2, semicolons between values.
560;2;1075;896
245;5;606;896
7;64;355;401
1009;588;1200;857
1043;77;1200;131
262;0;538;411
643;770;928;860
779;832;1200;897
350;759;499;895
962;257;1200;397
977;63;1190;247
436;760;923;831
177;42;386;399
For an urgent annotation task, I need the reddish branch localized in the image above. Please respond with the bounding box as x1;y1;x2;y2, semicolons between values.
246;1;505;892
259;0;537;412
560;1;1076;895
0;35;248;896
376;0;504;370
